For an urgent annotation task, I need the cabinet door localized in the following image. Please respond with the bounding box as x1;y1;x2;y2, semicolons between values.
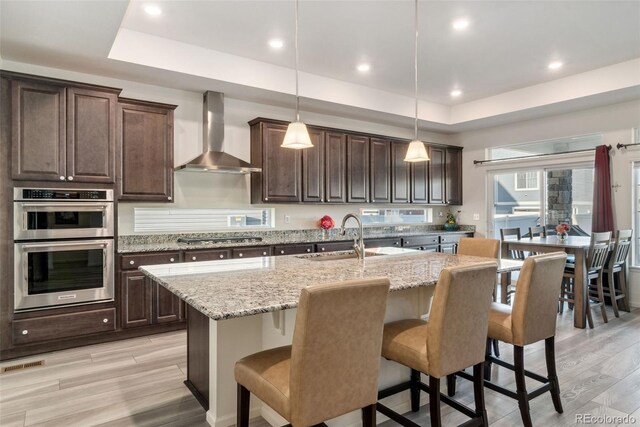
445;147;463;205
263;123;302;202
325;132;347;203
118;100;175;202
347;135;370;203
121;272;152;328
370;138;391;203
153;284;181;324
391;141;411;203
11;79;66;181
232;247;273;258
428;146;446;204
274;244;314;256
411;160;429;203
184;249;230;262
302;127;325;202
67;87;117;183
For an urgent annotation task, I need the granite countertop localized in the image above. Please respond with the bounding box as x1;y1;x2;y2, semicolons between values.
140;249;519;321
118;228;474;253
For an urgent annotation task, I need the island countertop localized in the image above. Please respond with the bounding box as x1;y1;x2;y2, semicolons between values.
140;248;522;321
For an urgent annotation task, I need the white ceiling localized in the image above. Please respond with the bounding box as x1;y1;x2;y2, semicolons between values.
1;0;639;132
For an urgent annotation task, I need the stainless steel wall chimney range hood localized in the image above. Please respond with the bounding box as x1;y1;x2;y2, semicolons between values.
175;91;261;174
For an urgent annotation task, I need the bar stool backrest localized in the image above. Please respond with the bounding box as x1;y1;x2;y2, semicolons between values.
610;230;632;268
528;226;546;238
289;277;390;426
587;232;612;273
426;262;497;378
457;237;500;259
500;228;525;260
511;252;567;346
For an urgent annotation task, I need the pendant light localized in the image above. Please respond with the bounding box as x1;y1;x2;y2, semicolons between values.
282;0;313;149
404;0;430;162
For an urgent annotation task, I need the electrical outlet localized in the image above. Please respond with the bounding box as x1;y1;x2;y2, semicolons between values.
438;211;443;218
284;215;291;224
473;213;480;221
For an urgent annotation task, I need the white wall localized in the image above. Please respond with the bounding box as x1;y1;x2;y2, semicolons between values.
452;98;640;307
1;60;454;233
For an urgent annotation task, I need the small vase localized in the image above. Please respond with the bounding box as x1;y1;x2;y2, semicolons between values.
443;223;459;231
321;229;329;240
557;232;568;241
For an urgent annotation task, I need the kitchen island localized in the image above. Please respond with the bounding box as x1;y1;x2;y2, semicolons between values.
141;248;521;427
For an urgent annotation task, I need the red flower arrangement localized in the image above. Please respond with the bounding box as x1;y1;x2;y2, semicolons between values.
555;223;571;234
318;215;335;230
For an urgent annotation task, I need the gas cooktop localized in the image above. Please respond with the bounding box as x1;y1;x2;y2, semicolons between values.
177;237;263;245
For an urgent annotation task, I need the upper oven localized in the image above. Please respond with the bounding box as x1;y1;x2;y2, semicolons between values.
14;188;114;240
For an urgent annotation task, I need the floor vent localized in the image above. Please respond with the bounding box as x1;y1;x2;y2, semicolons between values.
1;360;44;373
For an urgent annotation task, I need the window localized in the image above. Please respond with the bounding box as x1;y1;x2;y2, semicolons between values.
515;171;539;191
134;208;274;232
634;162;640;266
360;208;433;225
487;133;602;161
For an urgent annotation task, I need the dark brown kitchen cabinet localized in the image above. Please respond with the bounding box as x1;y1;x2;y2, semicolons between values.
118;99;176;202
274;244;314;256
153;284;181;324
184;249;230;262
121;271;152;328
411;160;429;203
251;120;302;203
347;134;370;202
302;127;325;202
324;131;347;203
446;146;463;205
369;138;391;203
428;145;446;204
232;247;273;258
10;75;120;183
12;309;116;345
391;141;411;203
365;237;402;248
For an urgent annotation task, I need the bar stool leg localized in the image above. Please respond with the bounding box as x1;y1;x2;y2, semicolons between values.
608;269;620;318
545;337;563;414
410;369;421;412
473;363;489;427
446;374;456;397
429;375;442;427
237;384;250;427
361;403;376;427
483;338;492;381
514;346;533;427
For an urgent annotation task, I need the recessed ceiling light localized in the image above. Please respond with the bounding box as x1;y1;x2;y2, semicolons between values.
357;63;371;73
143;4;162;16
452;19;470;31
450;89;462;97
268;39;284;49
548;61;563;70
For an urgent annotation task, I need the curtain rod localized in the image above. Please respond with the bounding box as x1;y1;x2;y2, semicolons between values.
617;143;639;149
473;145;611;165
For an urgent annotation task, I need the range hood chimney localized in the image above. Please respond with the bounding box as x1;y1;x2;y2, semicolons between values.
175;91;261;174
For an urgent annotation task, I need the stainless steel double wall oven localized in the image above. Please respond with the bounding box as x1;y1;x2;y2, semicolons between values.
13;188;115;311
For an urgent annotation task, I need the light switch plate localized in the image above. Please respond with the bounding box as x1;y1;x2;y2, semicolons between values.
473;213;480;221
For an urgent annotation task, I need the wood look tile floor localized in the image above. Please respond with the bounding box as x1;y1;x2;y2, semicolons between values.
1;307;639;427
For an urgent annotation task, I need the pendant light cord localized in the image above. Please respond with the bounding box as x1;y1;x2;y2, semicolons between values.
295;0;300;122
414;0;418;141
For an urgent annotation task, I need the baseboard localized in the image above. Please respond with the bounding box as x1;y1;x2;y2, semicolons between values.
207;406;261;427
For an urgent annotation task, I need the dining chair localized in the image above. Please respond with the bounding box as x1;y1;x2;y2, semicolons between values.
528;226;545;238
235;278;390;427
500;228;525;260
602;230;632;317
560;232;612;328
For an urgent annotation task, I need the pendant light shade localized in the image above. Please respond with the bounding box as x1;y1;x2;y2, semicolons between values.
404;0;430;163
404;139;430;162
282;0;313;150
282;121;313;149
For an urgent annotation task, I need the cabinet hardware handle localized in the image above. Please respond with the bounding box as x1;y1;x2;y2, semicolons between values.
67;176;74;181
394;242;399;245
59;176;65;181
103;318;108;323
219;254;224;259
306;248;311;252
405;241;409;245
321;247;325;251
262;252;267;256
169;258;175;262
321;198;324;202
265;197;269;201
129;260;135;265
22;330;28;335
192;256;197;261
168;196;172;201
280;250;285;254
238;253;243;257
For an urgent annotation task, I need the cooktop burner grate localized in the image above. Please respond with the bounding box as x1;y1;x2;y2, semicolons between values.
177;237;263;245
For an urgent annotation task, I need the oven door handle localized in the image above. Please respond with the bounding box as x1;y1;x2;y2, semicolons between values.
17;241;112;250
19;203;109;210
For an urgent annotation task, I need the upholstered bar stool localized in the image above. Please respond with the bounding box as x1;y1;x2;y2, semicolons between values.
235;278;390;427
453;253;567;427
602;230;632;317
377;262;498;427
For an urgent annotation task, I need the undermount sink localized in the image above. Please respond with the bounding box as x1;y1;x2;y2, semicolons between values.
299;251;385;262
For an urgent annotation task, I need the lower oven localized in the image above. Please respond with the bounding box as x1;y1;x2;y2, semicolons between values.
14;239;114;311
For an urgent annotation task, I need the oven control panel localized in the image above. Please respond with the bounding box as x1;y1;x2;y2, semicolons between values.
14;188;113;202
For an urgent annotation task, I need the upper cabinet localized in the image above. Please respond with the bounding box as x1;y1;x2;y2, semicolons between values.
302;127;325;202
391;141;411;203
346;134;370;203
369;138;391;203
324;132;347;203
10;75;120;183
428;145;446;204
118;99;176;202
445;146;463;205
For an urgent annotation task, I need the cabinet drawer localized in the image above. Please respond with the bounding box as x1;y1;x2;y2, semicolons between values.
121;252;180;270
232;247;273;259
365;238;401;248
402;235;439;247
13;308;116;345
184;249;230;262
315;241;354;253
274;244;314;256
439;233;471;245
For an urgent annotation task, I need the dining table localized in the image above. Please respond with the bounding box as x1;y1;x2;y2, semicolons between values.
501;235;592;328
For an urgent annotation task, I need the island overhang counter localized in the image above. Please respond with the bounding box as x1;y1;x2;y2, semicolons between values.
140;248;520;427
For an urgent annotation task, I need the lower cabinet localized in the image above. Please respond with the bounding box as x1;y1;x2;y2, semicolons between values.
153;283;182;324
121;271;152;328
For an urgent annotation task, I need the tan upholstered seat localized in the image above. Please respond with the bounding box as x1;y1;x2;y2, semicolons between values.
378;262;498;427
457;237;500;259
235;278;390;427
